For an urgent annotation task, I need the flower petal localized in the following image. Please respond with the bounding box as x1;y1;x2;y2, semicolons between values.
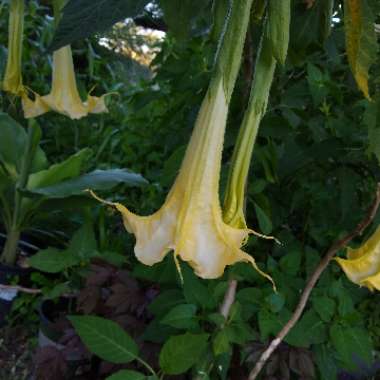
335;226;380;290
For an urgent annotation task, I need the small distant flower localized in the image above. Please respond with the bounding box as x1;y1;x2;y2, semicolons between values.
22;45;111;119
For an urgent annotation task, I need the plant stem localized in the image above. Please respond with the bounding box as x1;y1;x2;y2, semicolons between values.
1;228;21;265
0;122;40;265
135;356;158;378
248;183;380;380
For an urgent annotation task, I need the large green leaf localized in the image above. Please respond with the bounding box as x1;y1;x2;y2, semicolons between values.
50;0;150;51
330;323;373;370
28;248;79;273
69;316;139;364
159;333;209;375
26;169;147;198
27;148;92;190
344;0;378;99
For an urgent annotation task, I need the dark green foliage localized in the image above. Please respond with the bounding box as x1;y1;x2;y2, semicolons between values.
1;1;380;379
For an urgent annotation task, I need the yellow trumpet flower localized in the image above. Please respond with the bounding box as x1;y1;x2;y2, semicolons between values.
93;80;272;282
336;226;380;291
2;0;24;96
92;0;274;283
22;45;109;119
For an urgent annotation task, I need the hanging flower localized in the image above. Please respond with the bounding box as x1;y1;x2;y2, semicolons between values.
91;0;274;284
22;45;110;119
2;0;24;96
92;80;272;283
335;226;380;291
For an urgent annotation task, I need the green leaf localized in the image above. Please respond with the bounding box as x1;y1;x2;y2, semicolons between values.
312;296;335;322
213;330;230;356
0;113;46;177
329;280;355;316
51;0;150;51
254;202;272;234
27;169;147;198
28;248;79;273
265;292;285;313
225;322;255;344
286;310;327;347
148;289;185;317
313;344;338;380
279;250;301;276
44;282;71;300
159;333;209;375
344;0;378;99
258;309;289;341
183;266;215;309
27;148;92;191
365;95;380;163
330;323;373;370
69;316;138;364
68;222;98;260
160;304;197;329
106;370;146;380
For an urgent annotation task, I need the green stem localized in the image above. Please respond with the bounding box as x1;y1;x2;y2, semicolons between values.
223;29;276;228
211;0;255;102
0;121;40;265
52;0;67;28
1;228;21;265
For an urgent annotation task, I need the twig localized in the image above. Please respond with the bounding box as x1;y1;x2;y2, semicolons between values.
0;283;41;295
248;183;380;380
220;279;238;319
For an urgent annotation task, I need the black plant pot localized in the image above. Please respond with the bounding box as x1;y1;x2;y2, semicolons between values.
0;263;30;327
38;298;82;359
36;298;85;380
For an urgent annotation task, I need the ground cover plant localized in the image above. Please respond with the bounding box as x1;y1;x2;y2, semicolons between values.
0;0;380;379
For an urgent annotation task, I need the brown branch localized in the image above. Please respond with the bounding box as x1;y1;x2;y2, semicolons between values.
0;283;41;295
248;183;380;380
220;279;238;319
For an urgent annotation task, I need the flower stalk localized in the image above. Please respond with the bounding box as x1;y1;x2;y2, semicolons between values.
2;0;24;96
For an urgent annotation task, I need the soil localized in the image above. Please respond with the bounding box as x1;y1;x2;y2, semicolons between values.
0;325;34;380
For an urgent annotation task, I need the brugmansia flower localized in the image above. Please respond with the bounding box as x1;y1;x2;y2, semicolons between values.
336;226;380;291
2;0;24;96
93;80;272;282
92;0;275;283
22;45;109;119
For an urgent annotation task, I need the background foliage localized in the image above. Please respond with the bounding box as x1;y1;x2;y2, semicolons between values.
1;0;380;379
